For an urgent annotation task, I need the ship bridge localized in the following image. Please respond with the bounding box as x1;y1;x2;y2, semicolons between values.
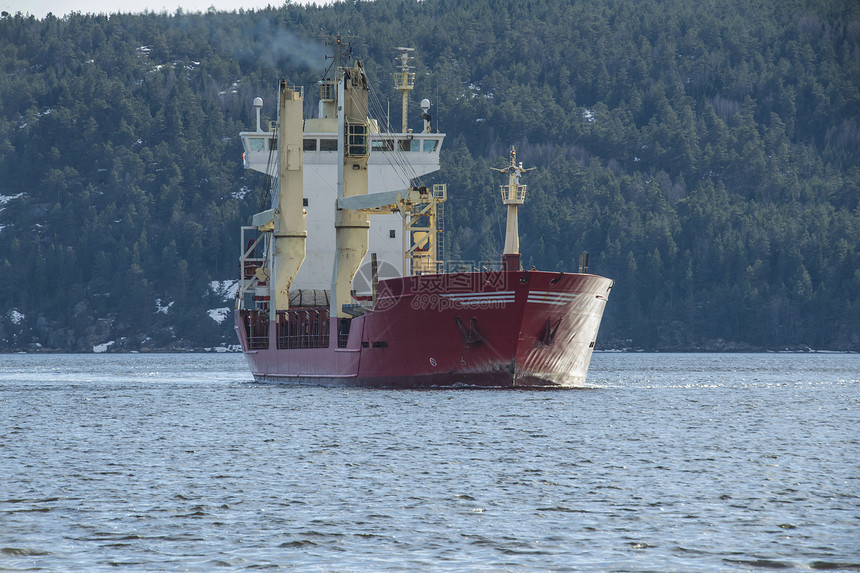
239;126;445;292
241;130;444;182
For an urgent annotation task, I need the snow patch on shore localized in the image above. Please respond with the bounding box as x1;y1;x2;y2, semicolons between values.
93;340;115;353
208;307;230;324
203;345;242;353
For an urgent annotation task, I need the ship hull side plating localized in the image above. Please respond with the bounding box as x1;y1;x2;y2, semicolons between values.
236;271;612;388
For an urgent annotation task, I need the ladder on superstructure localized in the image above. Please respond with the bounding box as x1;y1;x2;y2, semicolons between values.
434;184;446;273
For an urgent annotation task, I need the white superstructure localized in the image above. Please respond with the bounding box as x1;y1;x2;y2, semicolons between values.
240;97;444;292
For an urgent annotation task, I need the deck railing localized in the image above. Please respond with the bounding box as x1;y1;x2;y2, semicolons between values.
277;308;330;349
240;310;269;350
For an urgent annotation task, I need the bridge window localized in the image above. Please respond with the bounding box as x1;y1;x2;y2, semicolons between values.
423;140;438;152
248;138;265;152
372;139;394;152
303;139;317;151
320;139;337;151
399;139;420;152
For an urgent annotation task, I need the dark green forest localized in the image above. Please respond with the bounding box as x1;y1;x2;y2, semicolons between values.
0;0;858;352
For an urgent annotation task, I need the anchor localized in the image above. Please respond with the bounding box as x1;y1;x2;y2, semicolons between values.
539;318;562;345
455;316;485;346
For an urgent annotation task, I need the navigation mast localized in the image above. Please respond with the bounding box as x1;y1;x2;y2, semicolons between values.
492;146;535;271
393;47;415;133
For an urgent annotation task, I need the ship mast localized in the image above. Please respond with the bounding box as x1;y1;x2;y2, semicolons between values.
492;146;534;271
393;47;415;133
272;81;307;311
331;52;371;322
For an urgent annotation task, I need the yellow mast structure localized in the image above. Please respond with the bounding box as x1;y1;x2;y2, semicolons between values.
331;59;371;320
393;47;415;134
401;184;446;275
272;81;307;311
327;45;446;285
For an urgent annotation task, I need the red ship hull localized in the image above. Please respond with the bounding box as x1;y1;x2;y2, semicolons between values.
235;270;612;388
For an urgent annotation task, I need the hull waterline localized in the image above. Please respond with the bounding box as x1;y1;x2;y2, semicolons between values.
236;270;612;388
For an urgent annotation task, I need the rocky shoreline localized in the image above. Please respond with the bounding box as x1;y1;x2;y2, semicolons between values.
3;341;856;354
3;315;857;354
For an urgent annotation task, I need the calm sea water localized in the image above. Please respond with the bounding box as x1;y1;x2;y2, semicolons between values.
1;352;858;572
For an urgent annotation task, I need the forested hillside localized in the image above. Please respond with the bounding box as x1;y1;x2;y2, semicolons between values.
0;0;858;352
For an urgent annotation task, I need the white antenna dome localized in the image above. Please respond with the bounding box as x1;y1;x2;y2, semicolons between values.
253;97;264;132
420;98;431;112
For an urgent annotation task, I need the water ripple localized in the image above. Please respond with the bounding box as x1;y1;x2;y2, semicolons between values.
0;352;858;571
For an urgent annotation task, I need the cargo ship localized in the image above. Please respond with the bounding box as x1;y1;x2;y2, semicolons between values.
234;37;613;387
